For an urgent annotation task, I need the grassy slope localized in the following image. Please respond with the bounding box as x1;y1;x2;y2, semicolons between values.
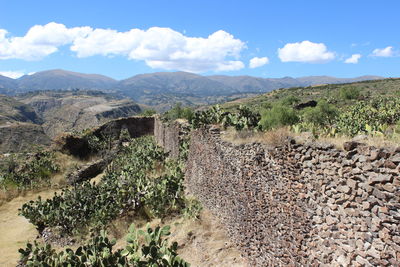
222;78;400;112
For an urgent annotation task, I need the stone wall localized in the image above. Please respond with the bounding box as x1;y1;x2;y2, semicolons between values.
93;116;154;139
154;117;189;158
184;127;400;266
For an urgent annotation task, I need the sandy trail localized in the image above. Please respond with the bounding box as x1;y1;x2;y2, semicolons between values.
0;189;59;267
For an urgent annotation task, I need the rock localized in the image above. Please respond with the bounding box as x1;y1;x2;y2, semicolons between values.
336;254;350;266
326;215;338;225
367;247;381;259
343;141;363;151
355;255;372;266
339;185;351;194
372;188;387;200
369;150;380;161
390;155;400;163
368;174;393;184
384;160;397;169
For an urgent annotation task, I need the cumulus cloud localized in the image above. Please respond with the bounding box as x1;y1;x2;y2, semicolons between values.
344;54;361;64
71;27;246;72
0;23;246;72
371;46;393;57
0;71;26;79
278;40;335;63
249;56;269;68
0;22;91;60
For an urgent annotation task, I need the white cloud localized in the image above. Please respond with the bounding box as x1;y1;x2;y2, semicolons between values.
371;46;393;57
278;40;335;63
0;70;25;79
0;23;246;72
344;54;361;64
0;22;91;60
72;27;246;72
249;56;269;68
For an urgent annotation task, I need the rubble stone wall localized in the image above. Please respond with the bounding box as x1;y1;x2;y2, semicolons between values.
184;127;400;266
154;117;189;158
93;116;154;139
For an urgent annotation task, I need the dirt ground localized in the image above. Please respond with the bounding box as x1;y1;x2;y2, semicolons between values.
0;189;59;267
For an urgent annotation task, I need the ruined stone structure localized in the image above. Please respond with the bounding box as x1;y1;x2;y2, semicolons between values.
154;118;400;266
93;116;154;139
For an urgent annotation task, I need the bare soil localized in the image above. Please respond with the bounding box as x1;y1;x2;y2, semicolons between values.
0;189;59;266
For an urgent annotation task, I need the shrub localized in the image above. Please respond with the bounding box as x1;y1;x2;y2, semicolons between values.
258;104;299;130
19;224;190;266
19;137;187;235
163;103;194;121
140;109;157;116
302;100;337;126
339;86;361;100
0;151;59;189
336;97;400;136
280;95;300;106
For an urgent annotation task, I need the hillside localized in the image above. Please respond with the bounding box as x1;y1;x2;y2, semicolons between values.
17;90;142;138
0;96;50;152
0;95;42;124
222;78;400;111
0;69;384;111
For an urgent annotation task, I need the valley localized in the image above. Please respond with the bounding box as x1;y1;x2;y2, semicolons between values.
0;75;398;266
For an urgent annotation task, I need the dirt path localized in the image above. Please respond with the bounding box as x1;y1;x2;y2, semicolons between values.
0;189;59;267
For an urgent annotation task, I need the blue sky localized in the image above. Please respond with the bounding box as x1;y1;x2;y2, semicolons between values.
0;0;399;79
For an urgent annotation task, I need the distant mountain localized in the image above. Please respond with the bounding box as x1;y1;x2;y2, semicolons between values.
0;69;385;110
208;75;384;93
118;71;237;97
295;75;383;86
117;71;241;110
0;75;17;94
17;69;118;92
208;75;300;93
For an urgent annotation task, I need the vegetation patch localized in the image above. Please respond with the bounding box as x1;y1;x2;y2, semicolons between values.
19;136;192;236
0;151;59;190
19;224;189;266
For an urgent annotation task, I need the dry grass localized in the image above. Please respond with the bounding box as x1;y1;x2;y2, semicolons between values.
0;189;60;266
319;134;400;150
222;127;400;150
221;127;292;147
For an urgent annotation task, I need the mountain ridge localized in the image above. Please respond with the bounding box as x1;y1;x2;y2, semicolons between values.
0;69;386;110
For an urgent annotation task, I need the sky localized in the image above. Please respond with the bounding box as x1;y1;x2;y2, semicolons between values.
0;0;399;80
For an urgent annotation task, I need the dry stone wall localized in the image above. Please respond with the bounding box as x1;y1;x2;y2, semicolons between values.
93;116;154;139
154;117;189;158
183;127;400;266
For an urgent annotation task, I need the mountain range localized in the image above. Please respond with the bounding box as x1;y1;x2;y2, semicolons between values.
0;69;384;111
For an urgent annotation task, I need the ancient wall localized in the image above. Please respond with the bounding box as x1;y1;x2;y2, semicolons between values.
154;117;189;158
93;116;154;139
184;127;400;266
